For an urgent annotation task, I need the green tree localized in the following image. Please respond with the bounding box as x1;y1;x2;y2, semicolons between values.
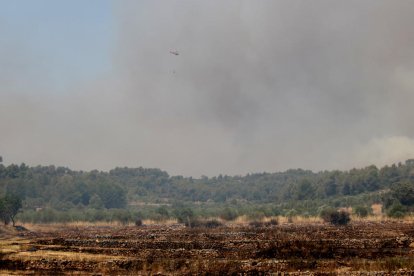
294;179;315;200
98;183;127;209
391;180;414;206
0;194;22;226
323;177;337;197
155;206;170;220
89;194;104;209
173;205;195;226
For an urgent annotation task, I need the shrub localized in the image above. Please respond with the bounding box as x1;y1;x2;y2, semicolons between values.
174;207;195;224
386;203;407;218
391;180;414;206
203;219;223;228
353;206;371;217
285;209;298;217
249;221;264;228
321;209;350;225
155;206;170;220
186;219;223;228
267;218;279;226
112;209;131;225
249;218;278;228
135;218;143;227
285;209;297;223
219;207;238;221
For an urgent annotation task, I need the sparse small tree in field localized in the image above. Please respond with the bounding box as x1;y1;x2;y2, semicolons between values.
0;194;22;226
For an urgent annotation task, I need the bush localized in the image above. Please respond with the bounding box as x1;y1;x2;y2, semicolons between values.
249;221;264;228
249;218;278;228
320;209;350;225
155;206;170;220
353;206;371;217
203;219;223;228
135;218;143;227
112;209;131;225
219;207;238;221
174;207;195;225
285;209;298;217
267;218;279;226
391;180;414;206
188;219;223;228
386;203;407;218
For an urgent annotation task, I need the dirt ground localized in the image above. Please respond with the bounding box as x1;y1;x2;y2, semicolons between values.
1;221;414;275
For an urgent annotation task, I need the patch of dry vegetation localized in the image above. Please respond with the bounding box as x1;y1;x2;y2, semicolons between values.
9;250;128;262
0;237;30;255
2;219;414;274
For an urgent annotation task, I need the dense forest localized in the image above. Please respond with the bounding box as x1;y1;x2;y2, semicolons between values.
1;159;414;223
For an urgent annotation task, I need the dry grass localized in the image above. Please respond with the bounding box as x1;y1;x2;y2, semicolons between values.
3;221;414;274
0;225;27;238
142;218;178;225
20;219;181;230
0;270;36;276
231;215;248;224
351;214;414;223
371;203;383;216
14;208;414;231
9;250;128;262
288;215;323;224
20;221;121;230
233;215;323;225
348;257;414;271
351;215;382;222
0;238;31;254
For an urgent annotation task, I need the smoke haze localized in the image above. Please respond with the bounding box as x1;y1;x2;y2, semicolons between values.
2;1;414;176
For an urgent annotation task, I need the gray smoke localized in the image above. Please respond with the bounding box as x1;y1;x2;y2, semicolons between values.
2;1;414;176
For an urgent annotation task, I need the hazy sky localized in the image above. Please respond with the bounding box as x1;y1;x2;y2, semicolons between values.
2;1;414;176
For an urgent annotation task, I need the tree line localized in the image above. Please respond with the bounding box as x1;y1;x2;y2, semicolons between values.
1;159;414;223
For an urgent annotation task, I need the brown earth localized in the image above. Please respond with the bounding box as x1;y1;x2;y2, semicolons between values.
1;221;414;275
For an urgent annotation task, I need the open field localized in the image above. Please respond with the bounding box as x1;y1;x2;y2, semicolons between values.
1;221;414;275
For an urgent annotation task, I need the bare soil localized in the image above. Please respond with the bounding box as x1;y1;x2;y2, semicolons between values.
1;221;414;275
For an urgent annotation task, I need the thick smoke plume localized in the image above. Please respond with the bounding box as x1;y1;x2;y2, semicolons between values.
2;1;414;176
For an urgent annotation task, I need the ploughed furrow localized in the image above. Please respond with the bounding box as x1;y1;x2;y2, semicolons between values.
34;236;412;260
2;221;414;274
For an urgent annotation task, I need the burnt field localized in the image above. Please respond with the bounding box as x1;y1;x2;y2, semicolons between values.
1;221;414;275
